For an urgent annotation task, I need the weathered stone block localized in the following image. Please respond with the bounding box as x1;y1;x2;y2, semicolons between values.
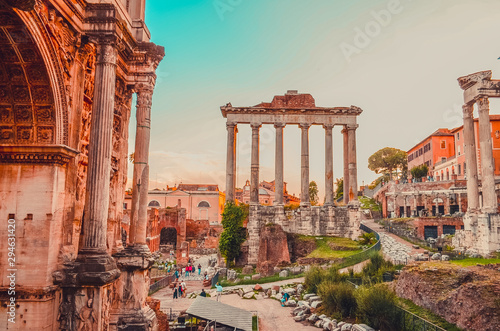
279;269;290;278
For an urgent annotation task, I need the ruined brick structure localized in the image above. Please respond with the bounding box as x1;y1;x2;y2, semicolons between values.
221;91;362;264
0;1;164;330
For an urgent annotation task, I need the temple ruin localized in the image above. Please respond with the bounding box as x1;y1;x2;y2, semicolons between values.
0;0;163;330
221;90;363;264
453;70;500;255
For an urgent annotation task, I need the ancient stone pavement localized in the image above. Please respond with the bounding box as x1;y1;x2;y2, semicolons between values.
362;219;421;264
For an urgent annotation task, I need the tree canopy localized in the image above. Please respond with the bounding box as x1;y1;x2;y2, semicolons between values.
368;147;407;180
410;164;429;180
219;202;247;266
309;181;319;205
334;178;343;201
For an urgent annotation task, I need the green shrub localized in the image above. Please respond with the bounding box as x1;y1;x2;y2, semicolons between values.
361;252;395;278
356;284;401;331
304;266;325;293
318;282;357;318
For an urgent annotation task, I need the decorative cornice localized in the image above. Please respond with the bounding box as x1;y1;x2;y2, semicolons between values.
0;145;79;165
221;105;363;117
4;0;35;11
458;70;492;90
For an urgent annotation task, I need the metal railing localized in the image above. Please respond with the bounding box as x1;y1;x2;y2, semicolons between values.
396;306;447;331
149;274;175;295
337;223;381;268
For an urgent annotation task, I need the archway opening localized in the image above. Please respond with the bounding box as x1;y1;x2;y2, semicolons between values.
160;227;177;249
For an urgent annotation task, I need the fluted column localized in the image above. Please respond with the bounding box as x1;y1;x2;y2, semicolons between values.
80;38;118;255
347;124;359;202
225;122;237;202
250;123;261;205
129;85;154;246
477;96;496;213
324;124;334;206
274;123;285;205
342;127;350;204
462;104;479;212
300;123;311;206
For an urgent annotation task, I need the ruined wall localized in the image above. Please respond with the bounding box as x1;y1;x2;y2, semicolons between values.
246;204;361;265
396;262;500;331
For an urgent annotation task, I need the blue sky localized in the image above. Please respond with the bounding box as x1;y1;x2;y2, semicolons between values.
129;0;500;199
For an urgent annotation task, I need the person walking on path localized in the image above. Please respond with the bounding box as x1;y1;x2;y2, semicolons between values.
181;280;187;298
200;289;207;297
215;282;223;302
173;286;178;300
197;264;201;275
178;283;183;298
184;266;189;278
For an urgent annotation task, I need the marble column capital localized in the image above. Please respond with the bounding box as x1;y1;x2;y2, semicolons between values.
226;122;237;130
476;96;490;111
346;124;359;131
462;104;473;117
251;122;262;130
323;124;334;130
274;122;286;129
299;123;311;130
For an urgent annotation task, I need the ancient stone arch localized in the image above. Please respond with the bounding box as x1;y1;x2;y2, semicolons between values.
0;1;164;330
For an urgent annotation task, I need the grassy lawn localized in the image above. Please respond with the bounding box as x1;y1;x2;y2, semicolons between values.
398;298;464;331
450;257;500;267
302;236;362;259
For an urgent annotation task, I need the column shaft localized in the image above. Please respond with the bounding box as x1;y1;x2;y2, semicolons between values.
300;123;311;206
81;40;117;253
347;125;359;202
324;125;334;205
250;123;261;205
342;127;350;204
225;122;237;202
274;123;285;205
477;97;496;212
463;104;480;211
129;87;154;245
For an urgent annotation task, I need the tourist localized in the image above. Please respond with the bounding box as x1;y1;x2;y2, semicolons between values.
200;289;207;297
197;264;201;275
178;283;183;298
173;286;178;300
185;266;189;278
181;280;187;298
215;282;223;302
174;269;179;280
167;263;171;273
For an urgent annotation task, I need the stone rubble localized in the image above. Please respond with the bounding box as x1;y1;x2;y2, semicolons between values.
379;233;412;264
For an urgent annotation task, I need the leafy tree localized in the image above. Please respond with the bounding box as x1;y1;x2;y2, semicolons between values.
334;178;343;201
410;164;429;180
129;152;135;164
368;147;407;180
309;181;319;206
358;232;376;246
219;202;246;267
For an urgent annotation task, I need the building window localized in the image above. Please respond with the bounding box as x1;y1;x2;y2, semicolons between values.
441;140;446;149
441;157;446;163
123;203;128;210
458;164;461;175
148;200;161;208
464;162;466;174
457;145;461;156
197;201;211;208
457;132;460;140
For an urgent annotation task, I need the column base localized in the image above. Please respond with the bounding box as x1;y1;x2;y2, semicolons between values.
54;250;121;286
113;244;154;271
110;306;158;331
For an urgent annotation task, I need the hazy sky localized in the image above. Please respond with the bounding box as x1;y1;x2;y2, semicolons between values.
128;0;500;200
